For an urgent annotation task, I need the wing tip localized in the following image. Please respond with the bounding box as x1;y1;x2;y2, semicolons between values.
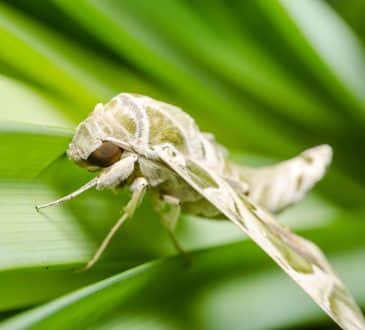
302;144;333;167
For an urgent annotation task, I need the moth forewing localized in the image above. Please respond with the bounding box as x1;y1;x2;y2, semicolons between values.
156;144;365;330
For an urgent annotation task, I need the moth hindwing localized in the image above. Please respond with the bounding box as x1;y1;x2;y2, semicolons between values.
155;144;365;330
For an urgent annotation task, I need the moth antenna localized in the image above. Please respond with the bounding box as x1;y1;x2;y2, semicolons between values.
35;177;98;211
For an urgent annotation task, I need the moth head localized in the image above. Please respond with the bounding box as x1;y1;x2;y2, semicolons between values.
67;104;123;171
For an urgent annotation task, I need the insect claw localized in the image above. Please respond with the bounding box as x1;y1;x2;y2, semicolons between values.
73;264;89;273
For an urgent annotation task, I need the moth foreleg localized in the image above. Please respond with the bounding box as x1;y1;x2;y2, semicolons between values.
96;153;137;190
154;195;191;264
78;177;148;271
36;177;98;210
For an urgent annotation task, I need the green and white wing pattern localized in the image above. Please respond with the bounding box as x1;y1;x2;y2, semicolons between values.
156;144;365;330
234;145;333;213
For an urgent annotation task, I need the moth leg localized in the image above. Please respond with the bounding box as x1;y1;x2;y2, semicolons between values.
36;154;137;210
155;195;191;264
96;153;137;190
36;177;98;210
78;177;148;271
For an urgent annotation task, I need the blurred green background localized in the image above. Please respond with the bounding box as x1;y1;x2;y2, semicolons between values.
0;0;365;329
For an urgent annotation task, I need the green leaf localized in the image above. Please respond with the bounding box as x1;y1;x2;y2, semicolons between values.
259;0;365;121
0;75;71;127
1;230;365;330
0;179;94;270
0;123;71;178
0;267;119;312
329;0;365;46
0;2;157;120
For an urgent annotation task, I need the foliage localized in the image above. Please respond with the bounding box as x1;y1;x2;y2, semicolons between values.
0;1;365;329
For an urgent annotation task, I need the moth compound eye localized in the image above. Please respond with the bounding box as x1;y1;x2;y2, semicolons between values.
87;142;122;167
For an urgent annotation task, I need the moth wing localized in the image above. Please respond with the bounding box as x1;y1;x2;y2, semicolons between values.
234;145;332;213
155;144;365;330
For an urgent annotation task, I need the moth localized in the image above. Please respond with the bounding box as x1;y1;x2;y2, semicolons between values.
37;93;365;329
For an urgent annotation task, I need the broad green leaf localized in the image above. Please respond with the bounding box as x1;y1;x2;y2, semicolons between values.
1;233;365;330
0;267;119;312
0;179;94;270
